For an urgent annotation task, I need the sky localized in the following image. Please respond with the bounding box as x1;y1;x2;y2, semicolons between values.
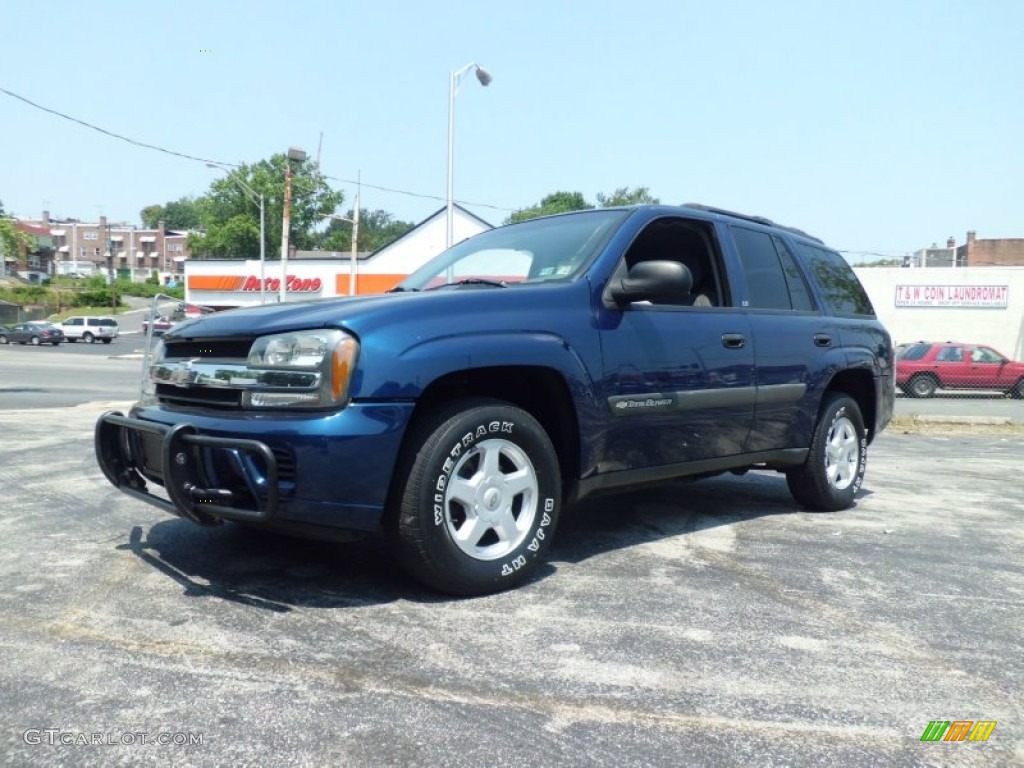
1;0;1022;262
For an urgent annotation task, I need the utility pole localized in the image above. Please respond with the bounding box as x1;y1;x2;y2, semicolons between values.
349;174;360;296
280;160;293;304
279;147;307;303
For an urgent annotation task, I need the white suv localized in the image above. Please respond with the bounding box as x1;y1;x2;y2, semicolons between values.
61;316;120;344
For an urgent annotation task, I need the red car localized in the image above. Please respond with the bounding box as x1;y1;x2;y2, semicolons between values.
896;341;1024;398
141;315;175;335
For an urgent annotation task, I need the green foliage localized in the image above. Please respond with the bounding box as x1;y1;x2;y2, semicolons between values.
0;218;34;264
140;197;203;230
507;191;594;224
596;186;660;207
188;154;345;260
506;187;660;224
319;208;415;253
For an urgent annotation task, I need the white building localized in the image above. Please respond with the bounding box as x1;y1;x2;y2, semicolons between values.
184;204;492;309
854;266;1024;360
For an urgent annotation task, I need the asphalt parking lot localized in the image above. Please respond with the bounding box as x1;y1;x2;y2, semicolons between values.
1;403;1021;767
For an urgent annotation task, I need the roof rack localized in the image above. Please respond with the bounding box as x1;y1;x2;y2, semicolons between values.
682;203;824;244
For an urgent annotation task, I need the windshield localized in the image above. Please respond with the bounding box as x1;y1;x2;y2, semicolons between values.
398;210;628;291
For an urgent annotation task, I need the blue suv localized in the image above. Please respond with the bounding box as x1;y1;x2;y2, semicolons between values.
96;204;894;595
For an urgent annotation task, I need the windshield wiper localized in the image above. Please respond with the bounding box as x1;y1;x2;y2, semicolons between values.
386;285;418;293
424;278;508;291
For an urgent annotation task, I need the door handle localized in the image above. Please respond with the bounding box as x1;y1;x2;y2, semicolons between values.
721;333;746;349
813;333;832;348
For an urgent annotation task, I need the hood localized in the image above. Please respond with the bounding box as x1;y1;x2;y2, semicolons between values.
164;283;587;342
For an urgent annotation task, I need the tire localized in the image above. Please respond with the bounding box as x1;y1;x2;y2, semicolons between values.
0;334;7;344
388;398;561;596
786;393;867;512
908;374;937;398
83;332;95;343
101;338;112;344
1010;378;1024;400
30;336;41;346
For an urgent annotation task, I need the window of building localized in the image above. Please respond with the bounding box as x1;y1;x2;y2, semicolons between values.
83;231;98;241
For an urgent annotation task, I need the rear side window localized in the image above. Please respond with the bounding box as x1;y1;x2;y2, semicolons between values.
94;318;118;327
65;318;83;327
730;226;793;310
794;243;875;316
900;343;930;361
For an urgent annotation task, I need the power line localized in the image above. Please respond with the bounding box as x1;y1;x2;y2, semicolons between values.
0;85;517;213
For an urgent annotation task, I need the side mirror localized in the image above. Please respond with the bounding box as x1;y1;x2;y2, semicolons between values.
610;260;693;306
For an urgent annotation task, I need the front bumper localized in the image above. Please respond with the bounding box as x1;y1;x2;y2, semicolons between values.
94;401;416;530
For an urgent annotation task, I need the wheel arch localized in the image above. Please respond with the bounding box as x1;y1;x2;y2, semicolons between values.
401;365;581;492
823;368;878;442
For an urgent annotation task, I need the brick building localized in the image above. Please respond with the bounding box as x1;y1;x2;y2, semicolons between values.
960;230;1024;267
15;210;192;283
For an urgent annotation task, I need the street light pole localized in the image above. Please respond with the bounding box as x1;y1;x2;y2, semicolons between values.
280;147;308;303
446;62;492;249
206;163;267;304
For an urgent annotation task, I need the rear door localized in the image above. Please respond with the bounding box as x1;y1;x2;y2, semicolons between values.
725;226;834;452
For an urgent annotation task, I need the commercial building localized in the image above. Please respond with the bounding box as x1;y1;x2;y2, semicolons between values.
184;204;492;308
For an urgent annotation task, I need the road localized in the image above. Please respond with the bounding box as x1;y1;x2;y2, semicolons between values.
0;360;1021;766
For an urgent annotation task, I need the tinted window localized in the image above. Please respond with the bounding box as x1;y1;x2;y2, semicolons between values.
96;319;118;327
730;227;792;310
794;244;875;316
66;318;82;326
772;236;815;311
935;346;963;362
900;343;930;361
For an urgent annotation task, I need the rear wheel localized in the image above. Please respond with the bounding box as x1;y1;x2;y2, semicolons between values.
0;334;7;344
908;374;937;398
101;338;112;344
388;398;561;596
787;393;867;511
30;336;41;346
1011;378;1024;400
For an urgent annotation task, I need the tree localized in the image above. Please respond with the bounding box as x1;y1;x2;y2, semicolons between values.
187;154;344;259
140;197;203;230
596;186;660;207
506;186;660;224
319;208;415;254
0;218;34;271
506;191;594;224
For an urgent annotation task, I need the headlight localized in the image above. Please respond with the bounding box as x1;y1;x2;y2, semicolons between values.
244;329;358;409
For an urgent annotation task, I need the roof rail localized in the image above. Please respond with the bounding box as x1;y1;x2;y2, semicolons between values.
682;203;824;244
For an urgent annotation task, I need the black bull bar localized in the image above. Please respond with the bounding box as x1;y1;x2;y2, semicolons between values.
95;411;279;524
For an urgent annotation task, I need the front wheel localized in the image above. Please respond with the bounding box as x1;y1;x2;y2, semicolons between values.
30;336;41;346
0;334;7;344
83;332;95;343
388;398;561;596
786;393;867;511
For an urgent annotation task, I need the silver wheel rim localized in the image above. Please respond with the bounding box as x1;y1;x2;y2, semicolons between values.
912;378;932;396
443;438;538;561
825;416;859;491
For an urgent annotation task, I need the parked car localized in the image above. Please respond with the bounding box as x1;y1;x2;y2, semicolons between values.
896;341;1024;398
60;315;119;344
96;203;894;596
141;315;175;335
0;322;65;346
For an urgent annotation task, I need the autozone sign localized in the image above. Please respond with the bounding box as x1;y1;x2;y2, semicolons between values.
239;275;323;293
894;284;1008;308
